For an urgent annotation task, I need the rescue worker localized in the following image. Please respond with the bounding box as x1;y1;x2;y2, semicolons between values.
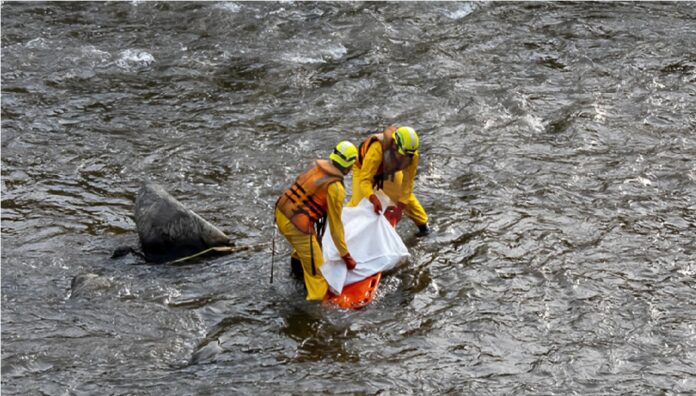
348;126;431;236
275;141;359;300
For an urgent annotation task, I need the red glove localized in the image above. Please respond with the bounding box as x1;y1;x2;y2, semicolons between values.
368;194;382;215
342;253;357;270
397;201;406;215
384;202;406;227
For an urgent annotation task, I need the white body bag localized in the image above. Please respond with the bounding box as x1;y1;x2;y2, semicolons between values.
321;191;410;294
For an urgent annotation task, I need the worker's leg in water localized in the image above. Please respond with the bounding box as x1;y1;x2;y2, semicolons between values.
382;172;429;228
275;208;330;300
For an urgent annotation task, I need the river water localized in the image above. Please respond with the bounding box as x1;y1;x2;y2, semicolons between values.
2;2;695;394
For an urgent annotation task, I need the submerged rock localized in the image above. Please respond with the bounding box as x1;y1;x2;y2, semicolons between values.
111;246;144;259
70;273;112;299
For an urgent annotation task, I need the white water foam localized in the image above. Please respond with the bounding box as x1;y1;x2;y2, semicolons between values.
116;49;155;69
446;3;476;20
25;37;50;49
81;45;112;65
283;44;347;64
216;2;241;13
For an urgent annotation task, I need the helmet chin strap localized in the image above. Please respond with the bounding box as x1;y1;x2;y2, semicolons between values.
331;160;351;175
392;142;405;158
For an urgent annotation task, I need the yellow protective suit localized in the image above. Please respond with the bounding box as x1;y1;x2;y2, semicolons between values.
275;181;349;300
348;141;428;226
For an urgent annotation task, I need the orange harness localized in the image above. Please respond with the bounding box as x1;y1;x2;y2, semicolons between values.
276;160;344;234
356;130;412;189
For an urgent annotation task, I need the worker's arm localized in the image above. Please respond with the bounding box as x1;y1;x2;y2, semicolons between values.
326;181;349;257
399;152;419;205
358;142;383;200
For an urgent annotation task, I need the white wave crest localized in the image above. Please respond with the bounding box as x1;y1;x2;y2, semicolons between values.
82;46;112;64
216;2;241;13
325;44;348;60
525;114;545;133
284;44;347;64
25;37;50;49
284;54;325;64
116;49;155;69
446;3;476;20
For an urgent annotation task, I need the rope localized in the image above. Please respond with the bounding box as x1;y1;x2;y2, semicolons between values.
168;242;270;265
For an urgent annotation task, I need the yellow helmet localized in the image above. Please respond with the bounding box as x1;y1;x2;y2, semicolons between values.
394;126;419;156
329;140;358;169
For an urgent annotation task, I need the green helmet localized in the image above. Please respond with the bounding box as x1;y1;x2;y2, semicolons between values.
394;126;419;156
329;141;358;168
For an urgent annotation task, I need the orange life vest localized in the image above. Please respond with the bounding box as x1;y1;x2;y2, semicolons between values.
276;160;344;234
356;129;412;188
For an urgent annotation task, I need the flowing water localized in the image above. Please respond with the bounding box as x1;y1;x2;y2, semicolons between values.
2;2;696;394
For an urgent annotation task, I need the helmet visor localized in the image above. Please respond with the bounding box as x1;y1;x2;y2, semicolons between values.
330;148;356;168
396;139;416;157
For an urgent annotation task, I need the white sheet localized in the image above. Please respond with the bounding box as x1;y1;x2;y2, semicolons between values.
320;191;410;294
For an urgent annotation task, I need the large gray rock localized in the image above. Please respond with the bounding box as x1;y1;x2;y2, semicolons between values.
134;183;232;262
